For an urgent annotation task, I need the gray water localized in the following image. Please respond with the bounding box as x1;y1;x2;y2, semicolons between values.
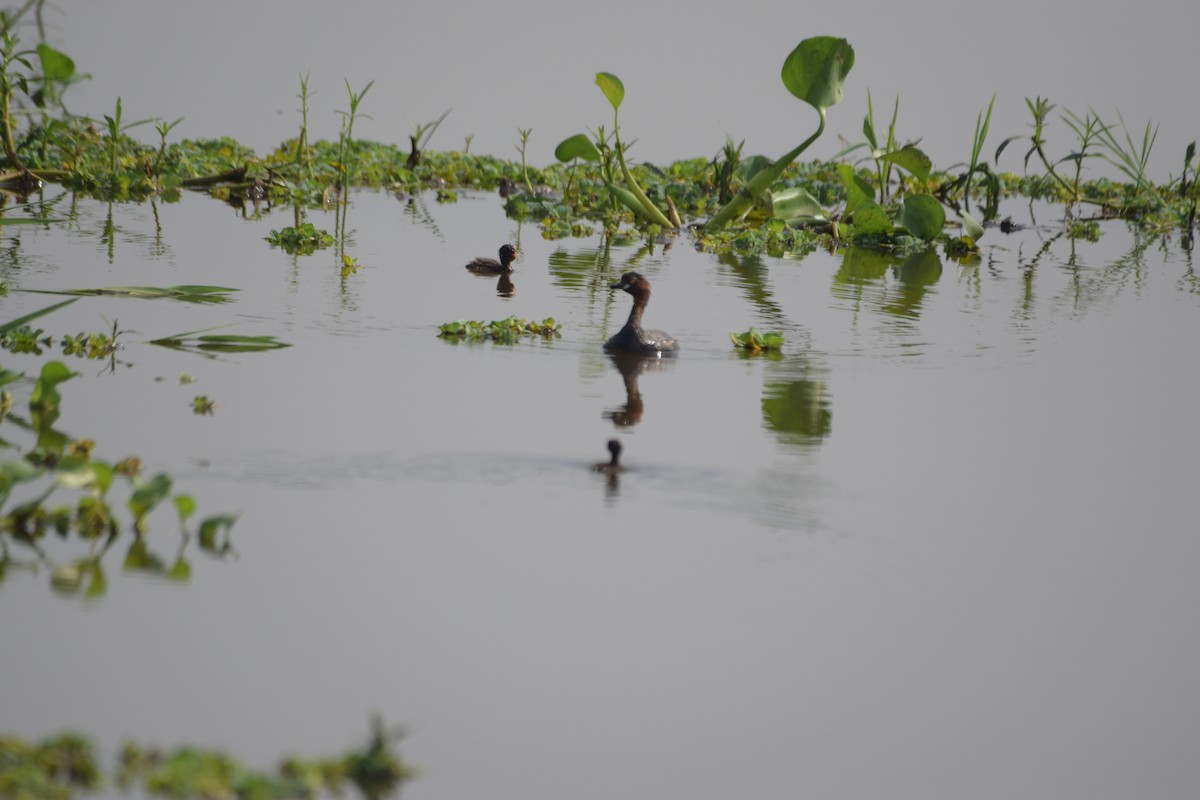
2;186;1198;800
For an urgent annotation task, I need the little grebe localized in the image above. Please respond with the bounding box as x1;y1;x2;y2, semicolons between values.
466;244;518;274
604;271;679;355
592;438;625;473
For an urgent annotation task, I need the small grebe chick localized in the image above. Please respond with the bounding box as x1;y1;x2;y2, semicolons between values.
604;271;679;355
466;244;518;274
592;438;625;473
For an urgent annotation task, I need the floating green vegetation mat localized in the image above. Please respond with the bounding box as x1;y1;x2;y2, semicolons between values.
730;327;785;353
266;222;335;255
0;715;412;800
438;316;562;344
0;18;1194;252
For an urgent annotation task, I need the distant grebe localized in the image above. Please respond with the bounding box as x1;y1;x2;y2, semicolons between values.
466;244;518;274
604;271;679;355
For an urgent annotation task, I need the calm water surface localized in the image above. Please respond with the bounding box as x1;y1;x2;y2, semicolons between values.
1;187;1198;799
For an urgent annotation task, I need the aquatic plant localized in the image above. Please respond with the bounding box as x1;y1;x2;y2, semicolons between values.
0;716;413;800
515;127;535;194
438;316;561;343
33;285;239;303
1;359;238;598
406;108;450;168
266;222;334;254
707;36;855;228
730;327;784;353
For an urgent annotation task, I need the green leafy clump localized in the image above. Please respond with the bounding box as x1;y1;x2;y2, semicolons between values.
438;316;562;344
1;717;412;800
1;358;238;599
730;327;784;353
266;222;334;255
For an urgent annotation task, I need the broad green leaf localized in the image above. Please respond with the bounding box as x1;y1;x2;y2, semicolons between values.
129;472;173;523
879;144;932;184
555;133;601;163
836;164;877;216
898;248;943;285
847;200;892;238
595;72;624;112
770;187;825;222
167;557;192;583
29;360;78;411
174;494;197;522
781;36;855;111
734;155;771;182
36;44;76;82
894;193;946;242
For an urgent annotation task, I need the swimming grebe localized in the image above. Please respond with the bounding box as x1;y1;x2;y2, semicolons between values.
604;271;679;355
466;244;518;274
592;438;625;473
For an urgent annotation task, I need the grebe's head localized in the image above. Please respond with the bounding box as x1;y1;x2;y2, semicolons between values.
611;271;648;294
499;244;518;265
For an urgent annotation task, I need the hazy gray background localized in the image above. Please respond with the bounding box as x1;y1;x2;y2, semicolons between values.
41;0;1200;180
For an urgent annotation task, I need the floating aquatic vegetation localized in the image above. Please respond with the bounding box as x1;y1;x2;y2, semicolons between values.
29;285;238;303
438;316;562;344
266;222;335;255
730;327;784;353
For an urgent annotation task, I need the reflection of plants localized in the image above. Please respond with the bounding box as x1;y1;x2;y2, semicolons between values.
150;329;291;354
1;359;238;599
730;327;784;353
762;378;831;444
438;316;561;343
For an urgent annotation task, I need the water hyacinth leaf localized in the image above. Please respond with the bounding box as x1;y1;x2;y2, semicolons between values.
174;494;197;522
29;360;79;411
894;193;946;241
961;211;985;242
595;72;625;112
36;43;76;82
847;199;892;238
1;459;42;506
554;133;601;163
879;143;932;184
128;473;173;525
198;514;238;553
770;187;825;222
836;163;875;215
780;36;855;112
735;155;771;182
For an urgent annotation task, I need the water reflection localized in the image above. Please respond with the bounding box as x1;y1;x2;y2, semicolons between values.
760;362;832;446
602;353;674;428
714;253;787;328
833;246;943;321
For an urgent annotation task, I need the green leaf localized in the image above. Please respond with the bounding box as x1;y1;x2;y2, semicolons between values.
878;144;932;184
174;494;197;522
780;36;855;112
555;133;601;163
769;187;825;222
894;193;946;242
0;298;77;335
595;72;625;112
836;164;877;216
128;473;173;525
847;200;893;238
36;43;76;82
